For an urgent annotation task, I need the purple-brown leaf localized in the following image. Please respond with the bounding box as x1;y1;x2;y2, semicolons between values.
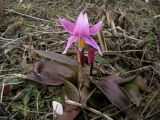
96;76;130;109
95;75;140;120
60;105;80;120
60;81;80;120
122;83;141;106
25;61;78;85
34;50;78;67
64;80;80;102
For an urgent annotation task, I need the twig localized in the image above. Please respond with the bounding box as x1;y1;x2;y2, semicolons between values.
106;11;117;35
103;52;153;64
104;32;143;42
66;100;113;120
0;0;5;18
5;9;53;23
98;30;107;52
1;31;66;49
141;91;159;117
120;65;151;75
153;15;160;19
0;80;5;103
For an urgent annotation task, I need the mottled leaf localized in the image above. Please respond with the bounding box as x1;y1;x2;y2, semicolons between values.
95;75;140;120
95;76;130;109
25;61;78;85
122;83;141;106
34;50;78;67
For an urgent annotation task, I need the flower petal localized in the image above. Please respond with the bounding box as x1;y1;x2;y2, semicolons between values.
73;12;83;35
83;37;102;56
63;35;79;54
82;13;89;35
73;12;89;36
89;21;102;35
59;19;75;34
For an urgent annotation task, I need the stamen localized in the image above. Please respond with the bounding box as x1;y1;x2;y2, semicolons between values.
78;38;85;49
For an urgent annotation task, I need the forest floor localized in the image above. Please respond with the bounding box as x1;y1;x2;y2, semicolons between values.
0;0;160;120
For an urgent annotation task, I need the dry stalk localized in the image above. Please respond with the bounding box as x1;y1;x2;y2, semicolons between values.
66;100;113;120
0;0;5;18
106;11;117;35
98;29;107;52
5;9;53;23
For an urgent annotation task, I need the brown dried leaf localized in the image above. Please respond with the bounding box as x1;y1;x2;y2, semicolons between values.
25;61;78;85
34;50;78;67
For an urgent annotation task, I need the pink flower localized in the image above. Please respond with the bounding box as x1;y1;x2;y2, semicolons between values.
59;12;102;56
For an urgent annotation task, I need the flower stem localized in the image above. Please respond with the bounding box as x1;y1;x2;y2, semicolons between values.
89;63;93;75
81;49;84;67
77;48;84;67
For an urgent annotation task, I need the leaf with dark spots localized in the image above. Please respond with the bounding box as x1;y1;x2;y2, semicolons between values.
34;50;78;67
25;61;78;85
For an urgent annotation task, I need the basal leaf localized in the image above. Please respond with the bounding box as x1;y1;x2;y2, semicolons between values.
108;75;136;84
60;81;80;120
95;76;130;109
34;50;78;67
122;83;141;106
95;75;140;120
64;80;80;102
25;61;78;85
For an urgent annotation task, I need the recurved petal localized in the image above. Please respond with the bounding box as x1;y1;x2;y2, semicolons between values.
59;19;75;34
63;35;79;54
89;21;102;35
83;37;102;56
